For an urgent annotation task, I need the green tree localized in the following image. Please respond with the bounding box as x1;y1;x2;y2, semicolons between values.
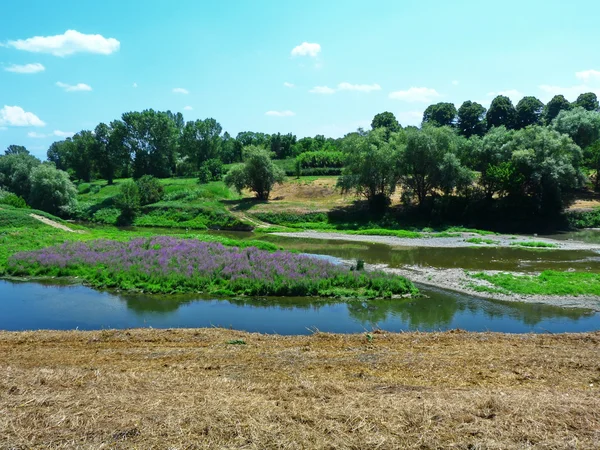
486;95;517;129
181;118;223;170
135;175;164;205
28;163;78;216
457;101;487;137
515;96;544;129
543;95;571;124
398;126;469;205
0;152;41;198
5;145;29;155
92;121;129;185
224;146;285;200
122;110;178;178
574;92;599;111
337;128;402;210
584;140;600;191
69;130;96;182
269;132;297;159
371;112;401;133
474;126;515;198
422;102;457;127
552;107;600;149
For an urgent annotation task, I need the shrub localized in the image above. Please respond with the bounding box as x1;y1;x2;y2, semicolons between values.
296;151;345;169
135;175;164;206
114;181;141;224
0;191;28;209
198;159;224;183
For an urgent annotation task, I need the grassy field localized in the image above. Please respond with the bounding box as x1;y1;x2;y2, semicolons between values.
471;270;600;296
0;328;598;449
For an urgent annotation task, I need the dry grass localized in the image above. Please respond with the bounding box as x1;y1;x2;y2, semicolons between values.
1;329;599;449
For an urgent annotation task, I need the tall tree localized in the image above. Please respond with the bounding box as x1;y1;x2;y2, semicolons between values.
181;118;223;170
93;121;129;184
575;92;599;112
0;152;41;198
122;110;178;178
543;95;571;124
69;131;96;182
515;96;544;129
5;145;29;155
456;101;487;137
422;102;457;127
269;132;296;159
371;112;401;132
486;95;517;129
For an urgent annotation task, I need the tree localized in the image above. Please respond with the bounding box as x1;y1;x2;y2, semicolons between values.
398;126;469;205
122;110;178;178
92;121;129;185
337;128;402;210
224;146;285;200
0;152;41;198
135;175;164;205
269;132;297;159
515;96;544;129
5;145;29;155
371;112;401;133
181;118;223;170
575;92;599;112
473;126;515;198
486;95;517;129
503;126;585;213
422;102;457;127
543;95;571;124
28;163;78;216
584;140;600;191
552;107;600;149
69;130;96;182
457;101;487;137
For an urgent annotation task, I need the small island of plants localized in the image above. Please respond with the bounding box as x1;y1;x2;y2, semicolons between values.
7;236;417;298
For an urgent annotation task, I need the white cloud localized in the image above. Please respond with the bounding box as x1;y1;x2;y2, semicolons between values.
172;87;189;94
265;110;295;117
7;30;120;57
56;81;92;92
337;82;381;93
53;130;74;137
575;69;600;83
28;131;46;138
291;42;321;57
486;89;523;103
5;63;45;74
0;105;45;127
183;106;193;111
452;80;459;86
283;82;295;88
132;82;138;88
538;84;600;102
389;87;441;103
396;111;424;126
309;85;335;95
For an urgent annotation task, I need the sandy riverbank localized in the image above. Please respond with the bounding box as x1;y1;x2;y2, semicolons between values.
272;230;600;250
0;328;598;449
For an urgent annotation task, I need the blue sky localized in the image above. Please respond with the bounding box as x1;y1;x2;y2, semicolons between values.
1;0;600;159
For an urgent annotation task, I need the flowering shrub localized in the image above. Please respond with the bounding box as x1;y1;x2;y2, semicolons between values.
7;237;416;298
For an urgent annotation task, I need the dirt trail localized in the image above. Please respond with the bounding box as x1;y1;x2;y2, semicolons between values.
29;214;84;233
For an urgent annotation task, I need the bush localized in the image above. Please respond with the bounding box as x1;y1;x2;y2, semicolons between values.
28;164;78;216
296;151;345;169
0;190;28;209
135;175;164;206
198;159;224;183
114;181;141;224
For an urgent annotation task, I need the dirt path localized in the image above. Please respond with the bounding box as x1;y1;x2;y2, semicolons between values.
272;230;600;251
29;214;84;233
0;328;598;449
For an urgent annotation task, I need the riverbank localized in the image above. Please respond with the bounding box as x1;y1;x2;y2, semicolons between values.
1;328;598;449
272;230;600;250
374;264;600;311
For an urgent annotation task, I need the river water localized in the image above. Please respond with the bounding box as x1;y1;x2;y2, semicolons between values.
1;229;599;334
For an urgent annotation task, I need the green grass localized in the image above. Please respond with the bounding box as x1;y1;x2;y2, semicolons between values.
346;229;423;239
470;271;600;296
466;283;510;295
444;226;498;236
510;241;558;248
465;237;496;245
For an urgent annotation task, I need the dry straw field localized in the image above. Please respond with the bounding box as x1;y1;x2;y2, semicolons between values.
1;329;599;449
